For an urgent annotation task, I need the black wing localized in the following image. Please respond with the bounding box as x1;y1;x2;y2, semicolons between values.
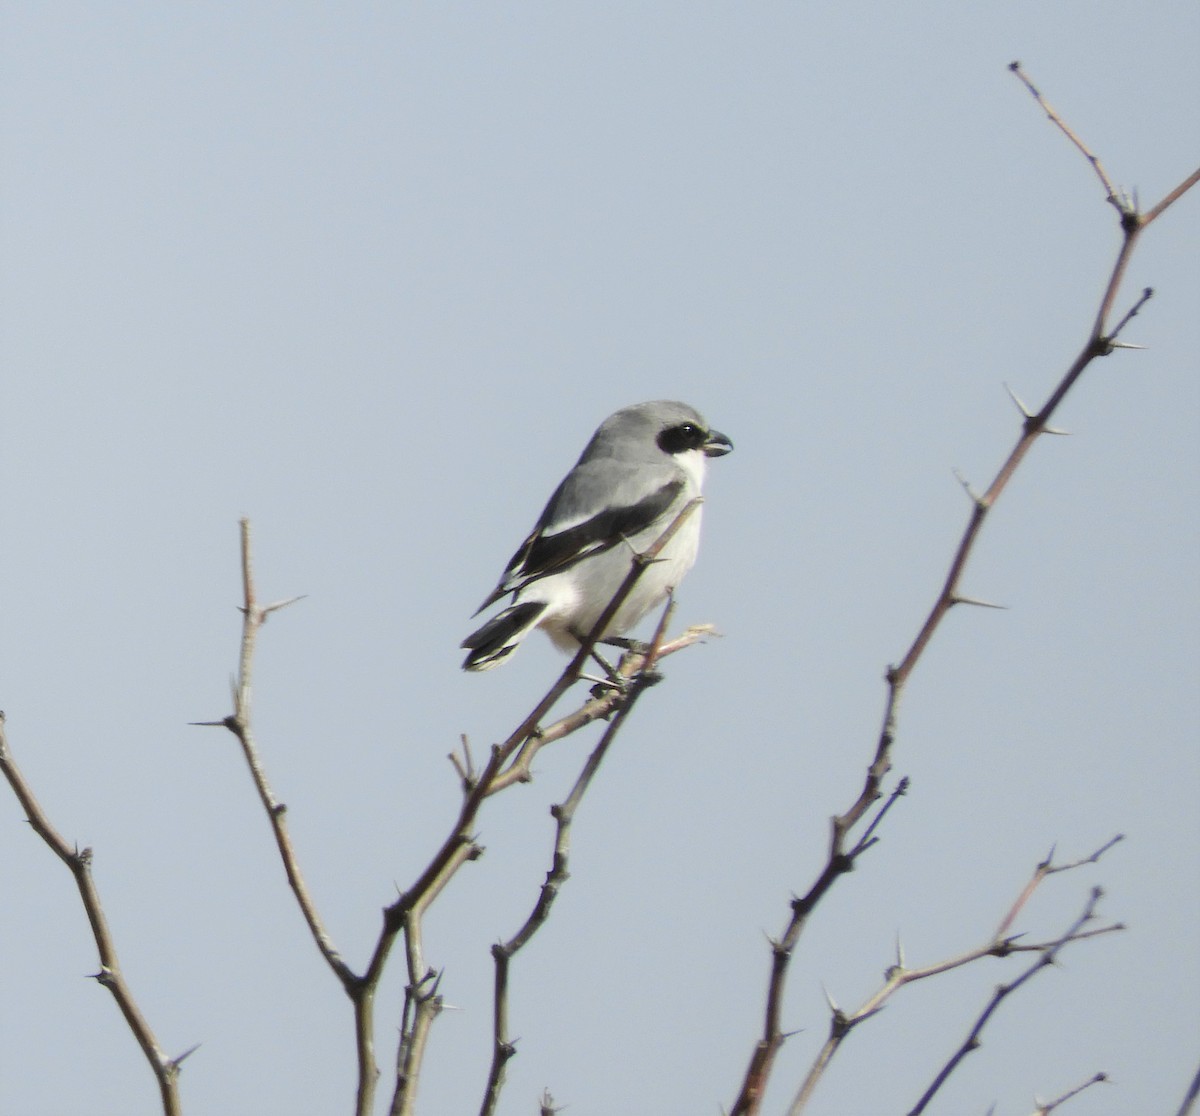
474;473;683;614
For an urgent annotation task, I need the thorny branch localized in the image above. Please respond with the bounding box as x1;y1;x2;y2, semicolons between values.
384;498;705;1116
201;504;711;1116
907;885;1110;1116
477;595;680;1116
193;521;353;990
0;713;191;1116
785;841;1124;1115
728;65;1198;1115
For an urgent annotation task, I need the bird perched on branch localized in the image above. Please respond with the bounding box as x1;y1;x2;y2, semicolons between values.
461;400;733;671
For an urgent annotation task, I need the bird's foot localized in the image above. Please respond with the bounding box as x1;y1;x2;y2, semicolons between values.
600;636;652;655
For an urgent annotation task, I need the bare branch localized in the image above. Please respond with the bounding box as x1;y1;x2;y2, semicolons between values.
0;713;185;1116
1141;166;1200;228
208;520;357;991
492;621;714;794
784;843;1121;1114
907;887;1108;1115
1176;1059;1200;1116
377;501;711;1114
727;67;1200;1106
1007;61;1122;209
1044;833;1125;876
477;595;678;1115
391;969;443;1116
728;776;911;1114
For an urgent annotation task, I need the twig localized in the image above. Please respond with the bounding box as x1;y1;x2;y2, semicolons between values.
202;520;380;1112
727;69;1198;1115
1177;1058;1200;1116
199;520;356;990
390;841;480;1115
1029;1071;1109;1115
378;499;709;1115
201;506;709;1116
491;622;715;794
0;713;186;1116
478;596;677;1116
1143;167;1200;228
907;886;1108;1115
994;834;1124;940
729;779;910;1115
391;968;443;1116
1007;62;1121;208
785;841;1122;1114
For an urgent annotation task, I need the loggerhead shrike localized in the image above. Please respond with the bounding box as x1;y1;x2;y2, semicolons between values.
461;400;732;671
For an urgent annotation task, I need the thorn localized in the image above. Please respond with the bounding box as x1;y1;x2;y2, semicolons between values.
895;934;906;969
822;983;839;1014
261;593;307;617
169;1042;202;1069
1042;425;1071;436
1004;382;1033;418
952;468;982;504
950;593;1007;610
765;931;788;958
1106;340;1147;351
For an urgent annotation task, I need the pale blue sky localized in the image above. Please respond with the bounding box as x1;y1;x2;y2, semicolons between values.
2;4;1197;1115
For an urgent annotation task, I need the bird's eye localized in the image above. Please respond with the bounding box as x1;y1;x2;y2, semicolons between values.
657;422;707;455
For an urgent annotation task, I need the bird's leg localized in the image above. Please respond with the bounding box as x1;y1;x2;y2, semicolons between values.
569;627;627;693
599;635;651;655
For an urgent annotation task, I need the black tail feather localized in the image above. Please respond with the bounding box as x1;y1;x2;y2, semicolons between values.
461;600;547;671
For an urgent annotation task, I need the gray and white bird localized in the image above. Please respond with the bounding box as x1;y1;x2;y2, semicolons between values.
461;400;732;671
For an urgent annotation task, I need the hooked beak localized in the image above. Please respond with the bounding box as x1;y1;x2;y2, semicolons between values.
703;428;733;458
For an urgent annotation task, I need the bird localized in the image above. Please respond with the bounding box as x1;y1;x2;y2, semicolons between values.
461;400;732;671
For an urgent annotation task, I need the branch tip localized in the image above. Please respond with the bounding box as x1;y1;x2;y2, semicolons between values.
1008;60;1119;204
